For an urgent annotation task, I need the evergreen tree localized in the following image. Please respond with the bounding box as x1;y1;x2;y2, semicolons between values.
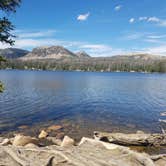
0;0;21;92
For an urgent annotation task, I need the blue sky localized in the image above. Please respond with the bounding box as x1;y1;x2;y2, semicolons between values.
1;0;166;56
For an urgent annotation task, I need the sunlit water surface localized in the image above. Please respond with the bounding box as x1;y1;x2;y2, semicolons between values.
0;70;166;139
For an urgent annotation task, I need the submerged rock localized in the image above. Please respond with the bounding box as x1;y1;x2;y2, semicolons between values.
13;135;38;146
61;136;75;147
160;112;166;116
47;125;62;131
56;132;65;139
18;125;29;129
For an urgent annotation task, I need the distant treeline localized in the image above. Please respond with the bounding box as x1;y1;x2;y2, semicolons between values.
1;57;166;73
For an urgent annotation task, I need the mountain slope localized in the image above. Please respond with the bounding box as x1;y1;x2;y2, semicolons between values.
0;48;29;59
21;46;78;60
76;51;90;58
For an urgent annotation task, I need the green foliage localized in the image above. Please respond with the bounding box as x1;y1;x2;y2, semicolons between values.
0;0;21;45
1;58;166;73
0;17;15;45
0;0;21;92
0;55;6;62
0;81;4;93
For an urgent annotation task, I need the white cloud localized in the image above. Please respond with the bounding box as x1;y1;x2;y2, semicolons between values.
145;45;166;55
129;18;135;23
147;17;160;22
138;16;166;27
114;5;122;11
144;39;162;44
16;30;57;38
2;28;166;57
147;35;166;39
79;44;130;57
124;33;144;40
139;17;148;21
77;12;90;21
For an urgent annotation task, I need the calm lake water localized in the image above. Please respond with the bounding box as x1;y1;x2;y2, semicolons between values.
0;70;166;139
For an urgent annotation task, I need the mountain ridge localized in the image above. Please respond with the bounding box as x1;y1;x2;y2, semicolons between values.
0;48;29;59
0;46;166;61
20;46;89;60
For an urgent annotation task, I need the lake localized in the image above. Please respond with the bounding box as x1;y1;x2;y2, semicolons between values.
0;70;166;139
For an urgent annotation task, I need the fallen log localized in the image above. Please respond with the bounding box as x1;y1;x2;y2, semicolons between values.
94;131;166;146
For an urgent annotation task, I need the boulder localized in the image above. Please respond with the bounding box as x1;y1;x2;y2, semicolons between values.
61;136;74;147
38;130;48;139
56;132;65;139
13;135;38;146
0;138;11;146
46;137;62;146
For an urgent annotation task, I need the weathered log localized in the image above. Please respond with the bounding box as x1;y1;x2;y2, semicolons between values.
94;131;166;146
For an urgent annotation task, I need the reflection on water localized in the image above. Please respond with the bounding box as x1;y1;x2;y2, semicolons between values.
0;70;166;138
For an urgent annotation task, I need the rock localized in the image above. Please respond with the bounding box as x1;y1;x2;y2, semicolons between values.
47;125;62;132
61;136;74;147
46;137;62;146
13;135;38;146
25;143;39;148
160;112;166;116
94;131;166;146
9;138;14;144
38;130;48;139
0;137;5;143
159;119;166;123
0;138;11;146
18;125;29;129
0;137;157;166
56;132;65;139
136;130;145;134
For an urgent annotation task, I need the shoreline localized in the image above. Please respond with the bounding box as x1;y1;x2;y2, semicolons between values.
0;130;166;165
1;68;166;74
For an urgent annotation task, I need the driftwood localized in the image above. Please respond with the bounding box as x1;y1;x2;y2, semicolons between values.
94;131;166;146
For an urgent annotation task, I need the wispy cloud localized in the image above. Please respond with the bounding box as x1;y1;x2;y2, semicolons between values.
138;16;166;27
1;29;166;57
145;45;166;55
124;32;144;40
122;31;166;45
139;17;148;21
147;35;166;39
15;30;57;38
114;5;122;11
77;12;90;21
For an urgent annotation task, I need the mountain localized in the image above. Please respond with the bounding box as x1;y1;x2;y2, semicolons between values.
110;54;165;61
0;48;29;59
21;46;78;60
76;51;90;58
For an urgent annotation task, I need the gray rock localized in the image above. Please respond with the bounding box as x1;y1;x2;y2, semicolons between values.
38;130;48;139
0;137;161;166
0;138;11;146
13;135;38;146
46;137;62;146
61;136;75;147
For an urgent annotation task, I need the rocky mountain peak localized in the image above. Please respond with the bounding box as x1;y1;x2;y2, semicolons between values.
22;45;77;60
76;51;90;58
